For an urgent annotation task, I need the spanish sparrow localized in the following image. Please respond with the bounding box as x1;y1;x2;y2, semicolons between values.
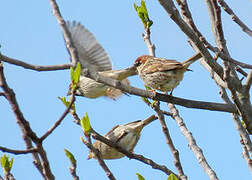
88;115;157;159
66;21;136;99
134;53;202;93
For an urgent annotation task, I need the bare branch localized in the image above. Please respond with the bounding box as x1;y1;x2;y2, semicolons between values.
142;29;155;56
157;0;224;80
84;68;237;113
217;0;252;37
0;92;6;98
240;138;252;172
235;67;248;77
0;146;37;155
91;129;179;178
168;103;219;180
48;0;79;67
81;137;116;180
0;62;55;179
244;70;252;93
40;95;75;142
68;166;79;180
219;76;252;164
0;54;71;71
231;114;252;155
152;102;187;180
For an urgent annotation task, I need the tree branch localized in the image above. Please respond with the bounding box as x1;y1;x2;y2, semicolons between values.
40;95;75;142
152;102;187;180
157;0;224;80
81;136;116;180
84;68;237;113
0;146;37;155
217;0;252;37
0;62;55;179
91;129;179;179
48;0;79;67
0;54;71;71
243;70;252;93
168;103;219;180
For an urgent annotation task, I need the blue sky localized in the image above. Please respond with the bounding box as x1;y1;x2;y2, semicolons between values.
0;0;251;179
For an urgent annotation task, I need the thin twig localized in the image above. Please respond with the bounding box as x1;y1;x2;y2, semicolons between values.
40;95;75;142
153;102;187;180
243;70;252;93
48;0;79;67
84;69;237;113
142;29;155;56
91;129;179;178
218;87;252;156
0;146;37;155
0;62;55;179
168;103;219;180
0;92;6;98
207;0;252;134
235;66;248;77
217;0;252;37
81;136;116;180
158;0;224;80
240;138;252;172
68;166;79;180
0;54;71;71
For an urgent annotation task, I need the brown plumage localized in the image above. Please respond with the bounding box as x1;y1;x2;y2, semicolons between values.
88;116;157;160
134;53;202;92
66;21;137;99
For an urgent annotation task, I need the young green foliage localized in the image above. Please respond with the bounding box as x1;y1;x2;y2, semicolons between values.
58;96;76;113
64;149;76;167
80;112;91;136
70;62;82;91
136;173;145;180
134;0;153;30
167;173;178;180
0;154;13;173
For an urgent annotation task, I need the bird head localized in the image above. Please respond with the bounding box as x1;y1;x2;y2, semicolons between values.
134;55;152;67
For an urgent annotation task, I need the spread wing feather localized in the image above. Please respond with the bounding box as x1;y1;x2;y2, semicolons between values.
67;21;112;72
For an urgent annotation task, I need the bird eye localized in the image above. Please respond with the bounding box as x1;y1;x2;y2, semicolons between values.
134;59;142;66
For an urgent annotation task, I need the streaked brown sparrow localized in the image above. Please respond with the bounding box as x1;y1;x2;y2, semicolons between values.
134;53;202;93
88;115;157;160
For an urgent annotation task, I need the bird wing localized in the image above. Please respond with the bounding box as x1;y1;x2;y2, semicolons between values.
67;21;112;72
143;58;184;74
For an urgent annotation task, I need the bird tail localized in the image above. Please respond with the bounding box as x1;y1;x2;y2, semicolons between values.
182;52;202;68
142;115;158;127
105;79;130;99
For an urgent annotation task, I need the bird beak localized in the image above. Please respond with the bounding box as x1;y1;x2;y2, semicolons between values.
125;64;138;75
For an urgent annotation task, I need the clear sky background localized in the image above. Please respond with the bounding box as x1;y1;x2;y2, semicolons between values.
0;0;251;180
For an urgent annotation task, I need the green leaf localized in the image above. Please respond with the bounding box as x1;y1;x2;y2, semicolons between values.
70;66;74;82
136;173;145;180
141;97;150;104
58;96;69;107
134;3;138;12
80;112;91;136
167;173;178;180
64;149;76;166
144;85;152;91
58;96;76;112
70;62;82;92
0;154;13;173
151;100;158;107
133;0;153;30
73;62;81;84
